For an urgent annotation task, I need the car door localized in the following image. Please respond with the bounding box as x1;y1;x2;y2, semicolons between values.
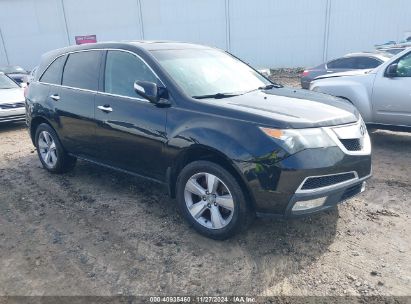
94;50;168;181
55;50;103;157
372;51;411;127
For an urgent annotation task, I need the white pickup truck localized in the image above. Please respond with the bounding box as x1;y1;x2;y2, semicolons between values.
310;48;411;130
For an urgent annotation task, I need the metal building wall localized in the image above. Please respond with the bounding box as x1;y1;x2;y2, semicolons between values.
62;0;144;44
229;0;328;67
0;27;9;67
0;0;410;70
325;0;411;59
141;0;227;49
0;0;68;69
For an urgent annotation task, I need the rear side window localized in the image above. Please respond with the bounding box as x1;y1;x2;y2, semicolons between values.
104;50;157;98
62;51;101;91
355;57;381;69
327;58;356;69
40;55;67;85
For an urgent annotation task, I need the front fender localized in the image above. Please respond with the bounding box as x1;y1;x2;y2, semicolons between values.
310;79;373;122
166;106;279;161
167;126;254;162
165;110;291;196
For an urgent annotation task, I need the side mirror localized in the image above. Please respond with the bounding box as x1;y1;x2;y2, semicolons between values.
385;63;398;78
134;81;170;106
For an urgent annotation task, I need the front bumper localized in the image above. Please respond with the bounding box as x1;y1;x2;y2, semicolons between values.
243;119;372;217
0;107;26;123
284;172;370;217
244;144;371;215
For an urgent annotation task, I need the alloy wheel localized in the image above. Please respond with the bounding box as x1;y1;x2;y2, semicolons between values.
184;172;234;229
38;131;58;168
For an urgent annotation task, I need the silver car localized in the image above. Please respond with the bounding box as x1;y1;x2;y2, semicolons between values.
310;48;411;130
301;52;392;89
0;72;25;123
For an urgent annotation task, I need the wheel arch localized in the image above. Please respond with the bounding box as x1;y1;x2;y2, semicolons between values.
336;96;353;103
167;145;256;211
29;116;54;145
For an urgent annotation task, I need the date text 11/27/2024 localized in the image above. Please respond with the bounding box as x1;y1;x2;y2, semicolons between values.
149;296;256;303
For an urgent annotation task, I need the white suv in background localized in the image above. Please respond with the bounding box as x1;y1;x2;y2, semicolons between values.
310;48;411;130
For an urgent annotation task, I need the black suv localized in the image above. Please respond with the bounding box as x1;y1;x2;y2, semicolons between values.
26;42;372;239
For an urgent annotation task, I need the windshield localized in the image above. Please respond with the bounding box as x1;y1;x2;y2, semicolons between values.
151;48;271;98
0;74;19;89
0;66;27;74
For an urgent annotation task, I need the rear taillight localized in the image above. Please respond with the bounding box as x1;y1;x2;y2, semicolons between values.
301;70;309;77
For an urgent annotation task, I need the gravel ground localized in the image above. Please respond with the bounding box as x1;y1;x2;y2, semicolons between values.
268;68;304;87
0;72;410;297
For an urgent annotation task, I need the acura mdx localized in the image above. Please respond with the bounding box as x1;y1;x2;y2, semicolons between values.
26;41;372;239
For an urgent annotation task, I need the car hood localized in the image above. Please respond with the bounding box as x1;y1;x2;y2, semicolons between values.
315;69;373;80
205;87;359;129
0;88;25;104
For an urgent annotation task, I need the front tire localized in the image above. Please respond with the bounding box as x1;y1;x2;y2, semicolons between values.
176;161;251;240
35;123;76;173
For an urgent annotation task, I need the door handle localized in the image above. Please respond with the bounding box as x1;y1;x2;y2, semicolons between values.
50;94;60;101
97;105;113;113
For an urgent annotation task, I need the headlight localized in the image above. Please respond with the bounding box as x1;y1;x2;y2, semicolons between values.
259;127;337;154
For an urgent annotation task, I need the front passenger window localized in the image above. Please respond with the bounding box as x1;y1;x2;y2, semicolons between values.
104;51;157;98
396;53;411;77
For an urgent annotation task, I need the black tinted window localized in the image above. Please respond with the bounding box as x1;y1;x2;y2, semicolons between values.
327;58;356;69
40;55;67;84
104;51;157;97
355;57;381;69
396;52;411;77
62;51;100;90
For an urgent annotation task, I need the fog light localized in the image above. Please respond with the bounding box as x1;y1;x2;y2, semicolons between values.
361;182;366;192
292;197;327;212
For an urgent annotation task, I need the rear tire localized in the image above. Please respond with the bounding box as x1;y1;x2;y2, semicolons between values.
176;160;252;240
35;123;76;173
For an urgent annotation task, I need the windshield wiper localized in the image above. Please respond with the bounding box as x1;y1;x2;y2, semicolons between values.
192;84;282;99
258;83;283;90
239;83;283;96
192;92;239;99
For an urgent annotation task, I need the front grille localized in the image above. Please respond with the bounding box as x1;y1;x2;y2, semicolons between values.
340;138;362;151
0;102;25;109
301;172;356;190
341;183;362;201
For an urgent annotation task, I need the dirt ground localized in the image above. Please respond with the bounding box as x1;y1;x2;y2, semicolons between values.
0;72;410;298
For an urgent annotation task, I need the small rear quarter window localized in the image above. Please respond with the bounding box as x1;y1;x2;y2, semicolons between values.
40;55;67;85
